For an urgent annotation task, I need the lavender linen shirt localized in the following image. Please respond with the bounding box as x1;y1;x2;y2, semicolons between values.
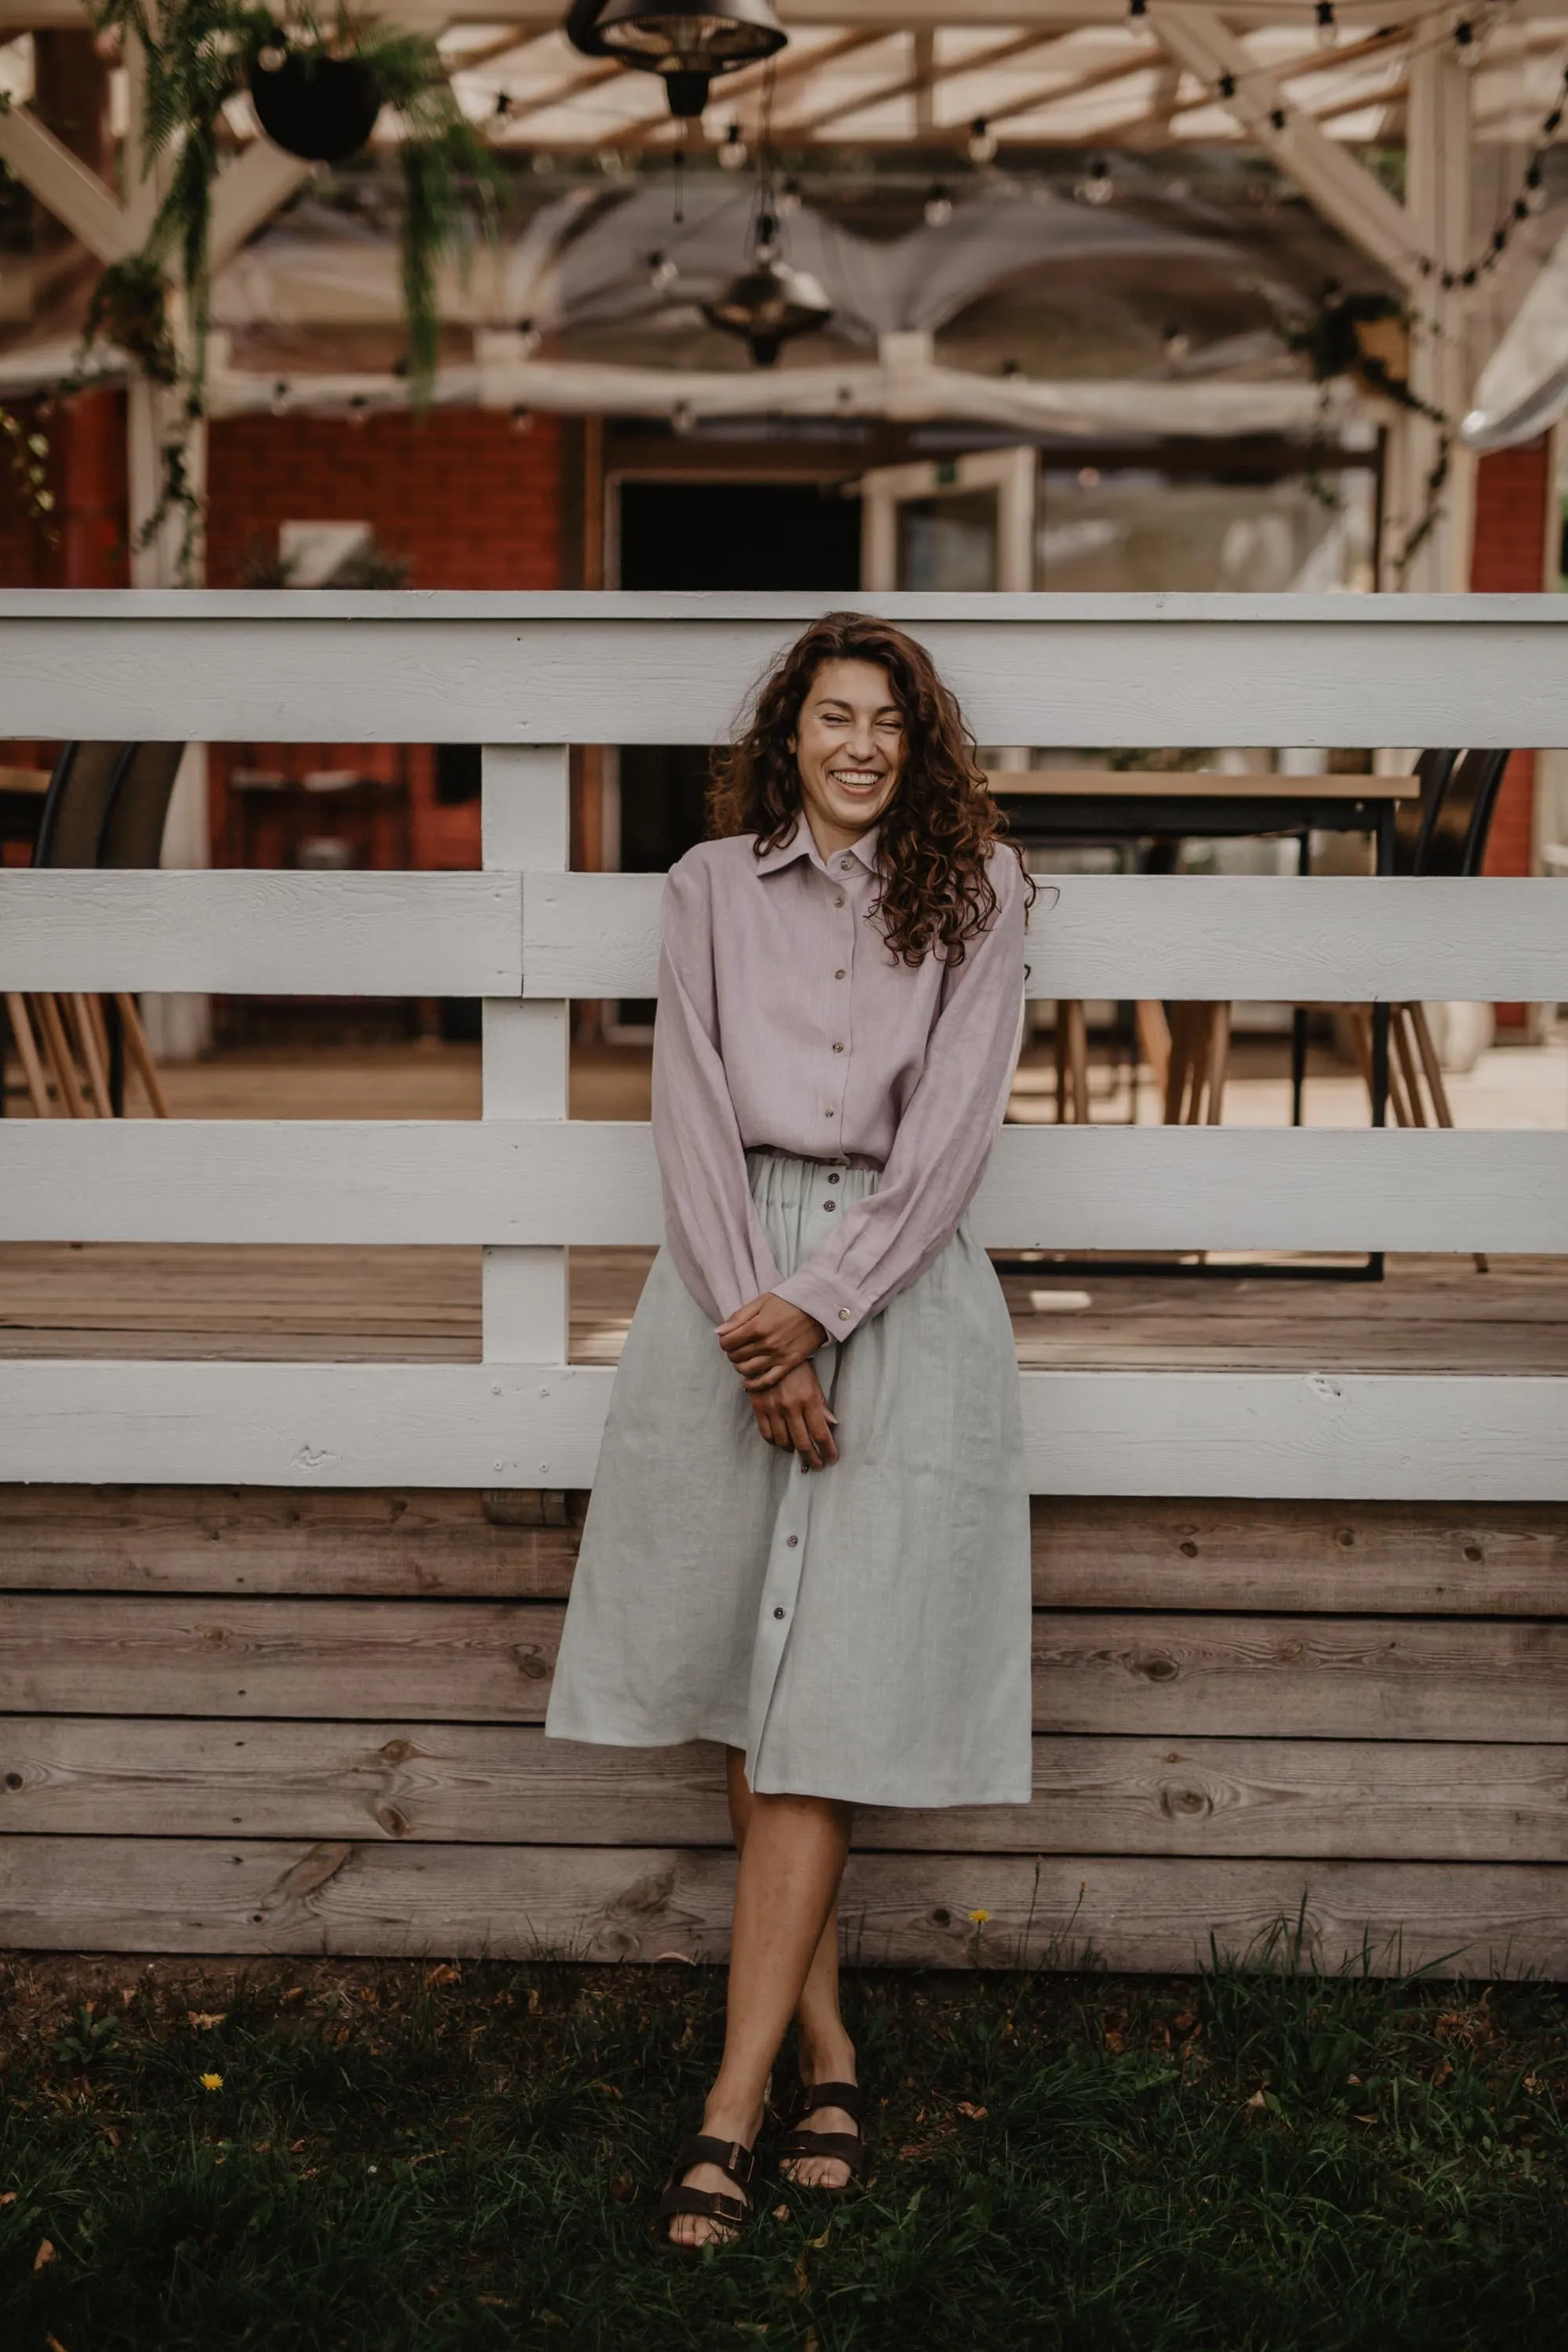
651;822;1027;1340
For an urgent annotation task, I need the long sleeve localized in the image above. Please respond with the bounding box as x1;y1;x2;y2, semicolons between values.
651;853;786;1324
771;851;1026;1339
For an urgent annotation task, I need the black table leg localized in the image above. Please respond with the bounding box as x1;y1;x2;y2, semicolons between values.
106;994;125;1117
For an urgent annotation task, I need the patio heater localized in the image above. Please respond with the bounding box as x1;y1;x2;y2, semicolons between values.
702;209;833;365
564;0;788;118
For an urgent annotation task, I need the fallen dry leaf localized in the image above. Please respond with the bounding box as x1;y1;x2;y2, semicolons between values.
34;2237;55;2270
46;2336;70;2352
1246;2089;1268;2110
786;2254;810;2300
1103;2029;1126;2053
187;2012;227;2030
281;1986;305;2002
1171;2011;1196;2031
956;2101;988;2122
426;1964;460;1987
0;2190;16;2205
808;2225;831;2249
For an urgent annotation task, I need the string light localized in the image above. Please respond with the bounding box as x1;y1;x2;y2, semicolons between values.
717;122;749;170
776;176;803;215
1454;18;1482;70
510;405;535;435
1076;156;1113;205
1128;0;1147;16
924;181;953;227
647;248;678;289
1314;0;1337;48
967;116;999;165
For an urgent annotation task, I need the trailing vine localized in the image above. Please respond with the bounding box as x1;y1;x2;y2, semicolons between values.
79;4;499;573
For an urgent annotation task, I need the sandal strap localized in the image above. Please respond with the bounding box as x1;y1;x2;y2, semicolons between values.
789;2080;866;2128
656;2183;750;2228
666;2131;757;2192
779;2127;867;2175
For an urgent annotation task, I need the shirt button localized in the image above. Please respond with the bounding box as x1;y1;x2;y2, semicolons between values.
840;857;854;871
823;1200;837;1212
827;1172;840;1184
824;1108;834;1118
774;1605;786;1617
835;968;846;980
832;1040;844;1052
786;1535;798;1548
838;1308;851;1322
833;893;845;907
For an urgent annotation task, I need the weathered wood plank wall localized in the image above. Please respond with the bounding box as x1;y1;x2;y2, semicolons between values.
0;593;1565;1973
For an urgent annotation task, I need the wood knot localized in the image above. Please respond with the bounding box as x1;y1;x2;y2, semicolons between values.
931;1907;952;1927
511;1646;550;1682
1136;1655;1180;1682
1463;1544;1483;1563
377;1738;417;1764
3;1771;22;1791
375;1803;412;1838
1178;1540;1199;1558
1160;1784;1212;1819
1337;1528;1356;1548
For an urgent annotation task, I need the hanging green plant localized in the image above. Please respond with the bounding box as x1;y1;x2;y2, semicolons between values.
83;4;500;405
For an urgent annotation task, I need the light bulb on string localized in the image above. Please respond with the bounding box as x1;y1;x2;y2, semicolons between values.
270;379;289;417
1525;162;1547;214
671;398;695;435
1314;2;1336;49
967;117;998;165
1076;157;1113;206
493;90;512;122
776;176;803;216
1162;324;1192;365
1127;0;1147;16
924;182;954;227
510;405;535;436
717;122;750;170
1454;19;1482;70
647;248;678;289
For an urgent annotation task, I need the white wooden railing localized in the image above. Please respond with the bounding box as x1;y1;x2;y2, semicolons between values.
2;590;1567;1501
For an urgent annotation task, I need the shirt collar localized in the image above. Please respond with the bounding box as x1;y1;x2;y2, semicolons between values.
755;820;881;877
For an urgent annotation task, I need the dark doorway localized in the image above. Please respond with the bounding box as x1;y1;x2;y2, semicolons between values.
613;477;862;1022
619;478;862;596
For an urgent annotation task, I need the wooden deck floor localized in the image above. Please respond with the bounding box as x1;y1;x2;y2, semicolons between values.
4;1041;1566;1370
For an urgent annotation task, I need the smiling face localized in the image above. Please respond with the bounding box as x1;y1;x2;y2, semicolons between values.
789;657;906;858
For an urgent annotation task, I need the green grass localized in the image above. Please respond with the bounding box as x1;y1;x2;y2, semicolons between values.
2;1944;1564;2352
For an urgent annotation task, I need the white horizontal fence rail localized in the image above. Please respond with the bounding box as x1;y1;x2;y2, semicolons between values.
2;1364;1565;1501
5;1123;1568;1255
0;590;1565;746
2;592;1568;1497
3;871;1567;1002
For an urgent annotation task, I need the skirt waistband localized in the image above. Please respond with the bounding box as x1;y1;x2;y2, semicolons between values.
747;1144;884;1174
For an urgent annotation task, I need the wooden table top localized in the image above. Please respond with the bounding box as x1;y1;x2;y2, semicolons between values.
985;768;1417;800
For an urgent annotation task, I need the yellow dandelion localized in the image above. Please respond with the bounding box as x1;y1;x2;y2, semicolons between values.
967;1908;992;1927
200;2071;224;2091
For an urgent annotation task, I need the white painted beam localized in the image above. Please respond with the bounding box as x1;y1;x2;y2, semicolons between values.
3;1120;1568;1254
0;104;135;263
0;593;1565;746
1;1361;1564;1499
207;142;314;270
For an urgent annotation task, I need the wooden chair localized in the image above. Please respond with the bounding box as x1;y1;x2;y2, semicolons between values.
4;741;182;1118
1167;750;1465;1131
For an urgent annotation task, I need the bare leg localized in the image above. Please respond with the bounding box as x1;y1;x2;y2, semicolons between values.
725;1750;858;2189
665;1751;851;2246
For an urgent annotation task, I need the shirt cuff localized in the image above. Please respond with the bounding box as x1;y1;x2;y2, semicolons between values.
773;1265;868;1340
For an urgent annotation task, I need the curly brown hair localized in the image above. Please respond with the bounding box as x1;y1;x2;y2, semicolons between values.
708;610;1033;968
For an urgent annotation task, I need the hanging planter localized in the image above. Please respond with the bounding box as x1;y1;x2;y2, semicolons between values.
248;41;385;165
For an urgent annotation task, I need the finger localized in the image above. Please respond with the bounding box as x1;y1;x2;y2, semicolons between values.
717;1301;763;1338
741;1366;788;1393
785;1403;822;1470
808;1407;839;1465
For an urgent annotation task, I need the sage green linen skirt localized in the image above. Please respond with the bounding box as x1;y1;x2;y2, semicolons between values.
544;1148;1033;1809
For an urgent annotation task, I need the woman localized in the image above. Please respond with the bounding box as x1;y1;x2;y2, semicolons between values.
546;611;1034;2249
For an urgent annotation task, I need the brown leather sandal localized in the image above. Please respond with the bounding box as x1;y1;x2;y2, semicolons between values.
776;2080;869;2191
655;2130;758;2250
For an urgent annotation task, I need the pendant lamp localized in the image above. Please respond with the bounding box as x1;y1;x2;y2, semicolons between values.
702;212;832;367
564;1;787;119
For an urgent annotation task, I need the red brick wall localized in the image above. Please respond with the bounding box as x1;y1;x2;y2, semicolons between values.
205;408;568;869
206;409;565;592
1468;433;1552;881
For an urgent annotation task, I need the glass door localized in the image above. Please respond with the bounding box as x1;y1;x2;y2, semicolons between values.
858;447;1036;594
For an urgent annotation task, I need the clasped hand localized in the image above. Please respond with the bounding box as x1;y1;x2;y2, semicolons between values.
717;1293;837;1471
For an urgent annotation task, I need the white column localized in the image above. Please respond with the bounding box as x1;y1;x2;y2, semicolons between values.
482;745;570;1363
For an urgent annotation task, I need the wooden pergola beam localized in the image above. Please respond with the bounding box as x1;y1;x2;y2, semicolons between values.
779;25;1081;139
1148;2;1421;283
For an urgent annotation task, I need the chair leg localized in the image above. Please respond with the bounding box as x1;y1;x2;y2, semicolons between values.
1392;1007;1427;1128
1163;1005;1192;1123
64;992;114;1117
115;992;171;1117
1183;1007;1214;1123
1065;999;1091;1123
1203;1002;1232;1124
34;994;85;1116
4;992;53;1116
1350;1007;1415;1127
1054;1005;1069;1123
1406;1002;1488;1274
1134;1000;1171;1110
